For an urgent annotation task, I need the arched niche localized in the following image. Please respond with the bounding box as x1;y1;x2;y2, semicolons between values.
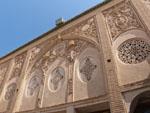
17;34;102;110
129;91;150;113
26;69;43;97
112;29;150;86
0;77;17;112
17;68;43;112
73;46;106;101
38;35;101;107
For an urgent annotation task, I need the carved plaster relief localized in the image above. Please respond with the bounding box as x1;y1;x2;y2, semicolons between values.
4;83;17;101
79;57;97;82
49;67;65;92
62;17;99;42
26;69;43;97
74;47;105;101
29;47;41;66
28;40;51;68
103;2;143;41
9;52;27;80
34;39;88;74
118;38;150;64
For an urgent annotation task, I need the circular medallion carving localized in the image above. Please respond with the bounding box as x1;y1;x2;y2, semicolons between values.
5;83;17;101
49;67;65;92
79;57;97;82
118;39;150;64
27;75;42;96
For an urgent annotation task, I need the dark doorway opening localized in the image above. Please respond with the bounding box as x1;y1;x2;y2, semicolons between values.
130;91;150;113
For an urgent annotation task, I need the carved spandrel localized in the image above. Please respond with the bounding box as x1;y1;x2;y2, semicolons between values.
9;52;27;80
103;2;143;41
62;17;99;42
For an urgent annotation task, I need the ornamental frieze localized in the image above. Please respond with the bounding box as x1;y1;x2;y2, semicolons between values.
61;17;99;42
9;52;27;80
103;2;143;41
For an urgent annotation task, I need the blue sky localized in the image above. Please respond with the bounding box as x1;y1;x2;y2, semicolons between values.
0;0;104;57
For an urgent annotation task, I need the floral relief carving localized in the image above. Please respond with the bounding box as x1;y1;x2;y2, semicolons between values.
118;39;150;64
4;83;17;101
49;67;65;92
29;47;41;66
62;17;99;42
79;57;97;82
34;39;88;73
103;2;143;40
9;52;27;80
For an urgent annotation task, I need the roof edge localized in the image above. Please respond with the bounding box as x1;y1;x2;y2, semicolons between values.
0;0;111;60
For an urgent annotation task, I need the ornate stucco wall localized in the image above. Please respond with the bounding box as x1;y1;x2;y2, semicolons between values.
0;0;149;113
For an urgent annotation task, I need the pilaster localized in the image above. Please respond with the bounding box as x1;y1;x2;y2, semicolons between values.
96;12;126;113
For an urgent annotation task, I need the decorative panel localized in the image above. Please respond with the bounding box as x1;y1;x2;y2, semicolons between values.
4;83;17;101
9;52;27;80
0;52;27;112
18;68;43;112
79;57;97;82
48;66;65;92
26;70;43;97
62;17;99;43
74;46;106;101
112;29;150;85
103;2;143;41
118;38;150;64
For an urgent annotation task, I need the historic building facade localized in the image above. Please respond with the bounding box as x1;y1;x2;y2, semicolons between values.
0;0;150;113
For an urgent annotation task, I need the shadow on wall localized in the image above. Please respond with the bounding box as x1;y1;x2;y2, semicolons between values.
143;56;150;85
129;91;150;113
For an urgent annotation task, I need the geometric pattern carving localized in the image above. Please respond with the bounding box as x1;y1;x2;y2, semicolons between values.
49;67;65;92
27;75;43;96
4;83;17;101
103;2;143;41
118;39;150;64
79;57;97;82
